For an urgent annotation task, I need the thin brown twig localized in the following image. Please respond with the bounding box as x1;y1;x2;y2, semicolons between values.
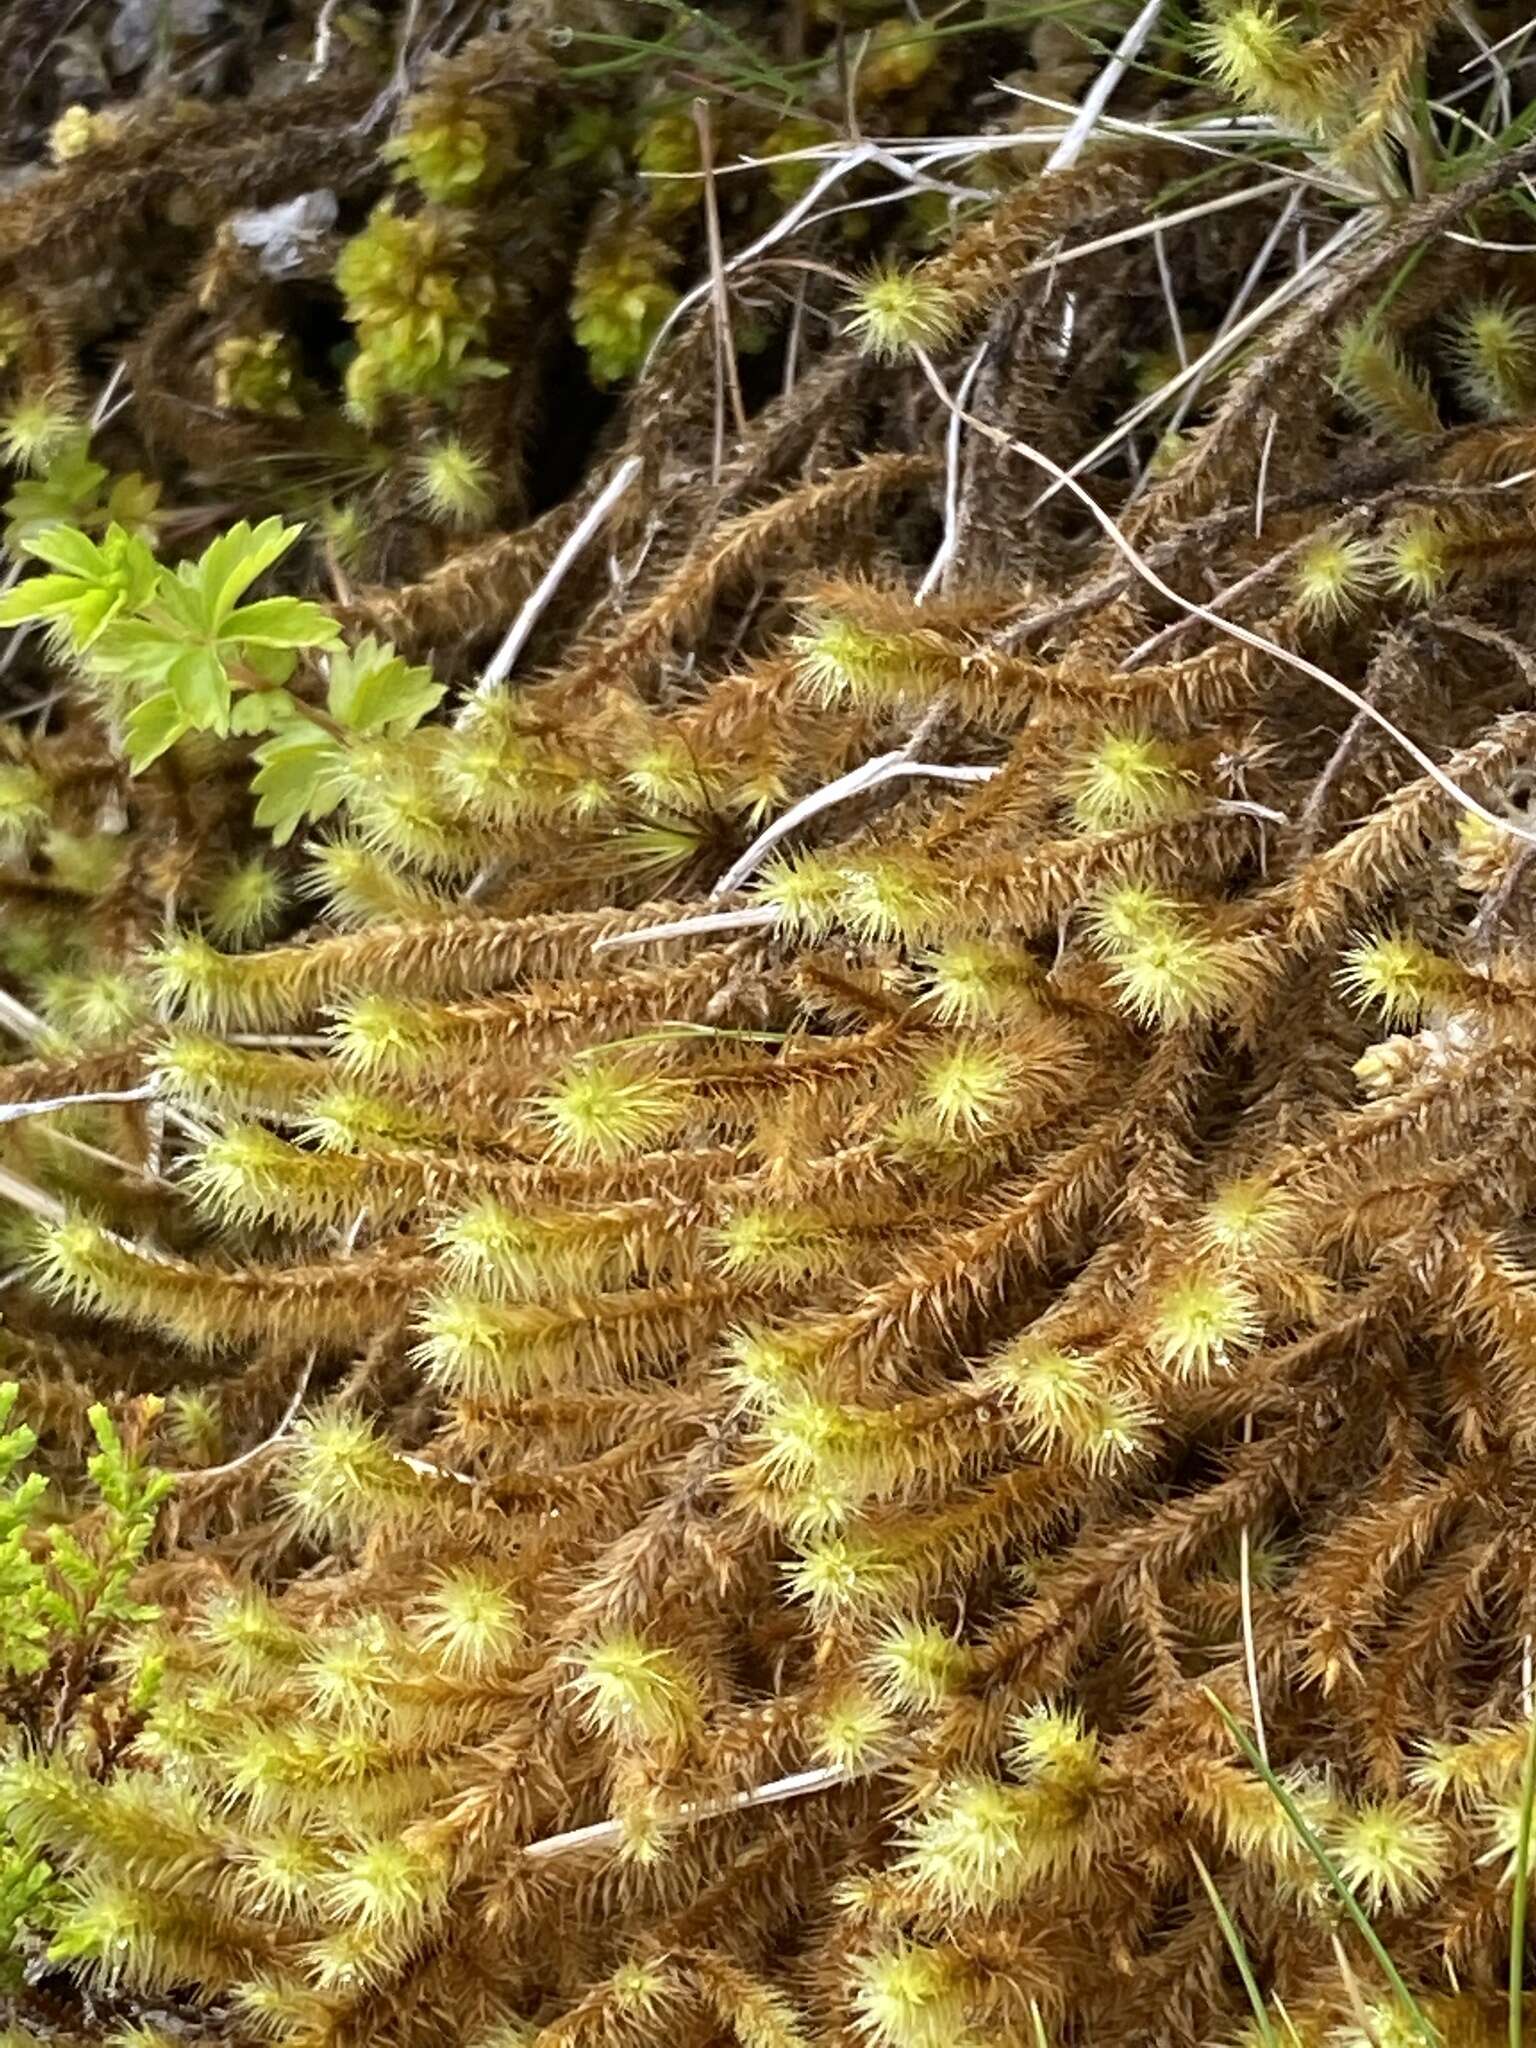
914;350;1536;852
1292;632;1411;858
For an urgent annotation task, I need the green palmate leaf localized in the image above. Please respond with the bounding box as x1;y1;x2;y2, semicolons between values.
0;525;159;651
25;525;112;579
85;519;334;767
147;567;220;641
229;688;299;736
251;724;350;844
89;615;188;686
168;646;233;732
191;516;305;626
242;643;301;687
327;636;445;736
223;596;341;650
102;471;161;541
2;438;107;550
0;574;95;629
123;690;191;770
153;520;324;651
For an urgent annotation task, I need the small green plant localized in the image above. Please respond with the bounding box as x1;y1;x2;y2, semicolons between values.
2;433;160;553
212;331;305;419
0;515;445;842
570;205;681;385
334;203;506;419
248;634;445;843
385;79;521;205
0;1385;171;1989
0;515;338;767
1;1383;170;1687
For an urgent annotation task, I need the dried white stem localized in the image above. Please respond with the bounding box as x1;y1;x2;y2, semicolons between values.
1043;0;1163;175
697;117;1303;183
396;1451;478;1485
1153;226;1188;371
226;1033;330;1050
1034;176;1299;272
1254;408;1279;537
0;989;46;1041
0;1162;67;1223
709;756;995;902
858;137;976;205
390;0;423;100
1459;14;1536;71
1123;523;1323;669
1446;227;1536;253
0;1082;158;1125
592;906;777;955
915;337;988;603
645;143;885;367
1155;187;1303;458
1239;1524;1266;1762
0;996;208;1145
307;0;343;79
472;457;642;697
89;362;129;430
708;337;992;908
989;95;1337;195
1212;798;1288;825
1452;6;1514;124
522;1764;848;1862
1239;1412;1268;1766
694;96;748;467
651;148;1290;378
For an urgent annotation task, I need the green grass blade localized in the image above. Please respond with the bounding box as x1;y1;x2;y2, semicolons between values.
1360;241;1432;331
1508;1708;1536;2048
1205;1691;1441;2048
1455;92;1536;177
1189;1847;1279;2048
